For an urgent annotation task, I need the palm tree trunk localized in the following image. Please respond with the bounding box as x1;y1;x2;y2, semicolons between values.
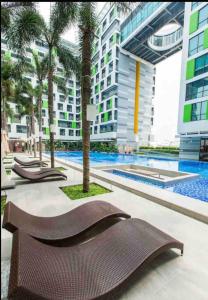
1;97;7;131
48;48;55;168
31;97;36;158
38;93;43;163
29;118;32;155
81;30;91;193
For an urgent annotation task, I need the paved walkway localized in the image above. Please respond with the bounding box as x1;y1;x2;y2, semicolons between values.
1;153;208;299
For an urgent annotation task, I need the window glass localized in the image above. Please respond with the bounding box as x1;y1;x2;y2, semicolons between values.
186;77;208;100
195;54;208;76
188;31;204;57
198;5;208;29
191;101;207;121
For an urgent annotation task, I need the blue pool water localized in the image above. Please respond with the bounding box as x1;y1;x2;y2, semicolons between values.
53;151;208;202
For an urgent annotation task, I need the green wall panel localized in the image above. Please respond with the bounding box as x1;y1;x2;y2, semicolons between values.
109;98;113;109
189;11;199;34
104;112;108;122
183;104;192;122
72;121;76;129
64;112;68;120
45;127;50;135
99;104;103;113
186;59;195;80
42;100;48;108
204;28;208;49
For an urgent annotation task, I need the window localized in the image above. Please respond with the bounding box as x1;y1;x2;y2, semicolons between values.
198;5;208;29
101;57;104;68
42;109;46;117
107;75;111;86
76;130;80;136
96;73;99;83
60;129;65;136
115;98;118;108
67;105;72;112
76;98;80;105
59;95;65;102
69;129;74;136
102;44;106;55
94;126;98;134
102;68;106;79
58;103;63;110
100;80;104;91
109;8;115;23
116;46;119;58
102;19;107;31
195;53;208;76
192;2;202;10
191;101;207;121
68;113;74;120
109;62;113;73
58;120;71;128
188;31;204;57
7;124;11;132
16;125;27;133
59;112;65;119
114;110;117;120
57;67;63;73
68;97;73;104
186;77;208;100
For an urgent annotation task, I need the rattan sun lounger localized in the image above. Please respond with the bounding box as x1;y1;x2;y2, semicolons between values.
12;164;67;181
14;156;48;167
3;201;130;243
8;219;183;300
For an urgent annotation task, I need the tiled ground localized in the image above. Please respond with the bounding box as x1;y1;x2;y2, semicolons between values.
1;153;208;299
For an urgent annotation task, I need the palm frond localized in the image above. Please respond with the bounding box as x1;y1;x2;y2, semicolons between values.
57;44;81;78
50;2;78;45
6;8;45;55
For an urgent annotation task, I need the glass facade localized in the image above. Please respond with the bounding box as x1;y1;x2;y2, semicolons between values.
198;5;208;30
121;2;162;42
188;31;204;56
191;101;207;121
194;53;208;76
191;2;202;10
186;77;208;100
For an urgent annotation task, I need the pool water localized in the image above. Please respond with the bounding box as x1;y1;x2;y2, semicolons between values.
53;151;208;202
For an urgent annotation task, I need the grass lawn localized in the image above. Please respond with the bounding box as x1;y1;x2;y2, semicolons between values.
60;183;111;200
1;195;7;215
6;170;11;175
55;167;67;172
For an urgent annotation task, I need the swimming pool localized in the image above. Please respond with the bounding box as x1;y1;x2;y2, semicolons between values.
52;151;208;202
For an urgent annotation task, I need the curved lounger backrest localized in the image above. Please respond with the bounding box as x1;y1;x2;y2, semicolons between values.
3;200;130;241
12;164;67;181
8;219;183;300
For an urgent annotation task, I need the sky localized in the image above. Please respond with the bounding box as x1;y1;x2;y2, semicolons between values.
38;2;182;146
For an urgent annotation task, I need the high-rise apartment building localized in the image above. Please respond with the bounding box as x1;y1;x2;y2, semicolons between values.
178;2;208;160
1;3;155;152
2;2;207;159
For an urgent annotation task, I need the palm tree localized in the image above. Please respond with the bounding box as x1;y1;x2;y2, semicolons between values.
6;3;80;167
1;2;35;34
31;51;48;162
75;2;132;192
1;55;28;133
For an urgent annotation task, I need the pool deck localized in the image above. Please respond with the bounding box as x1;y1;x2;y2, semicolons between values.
1;153;208;300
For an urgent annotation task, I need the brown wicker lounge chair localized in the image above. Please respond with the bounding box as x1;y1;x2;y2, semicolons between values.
8;219;183;300
2;201;130;243
14;156;48;167
12;164;67;181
